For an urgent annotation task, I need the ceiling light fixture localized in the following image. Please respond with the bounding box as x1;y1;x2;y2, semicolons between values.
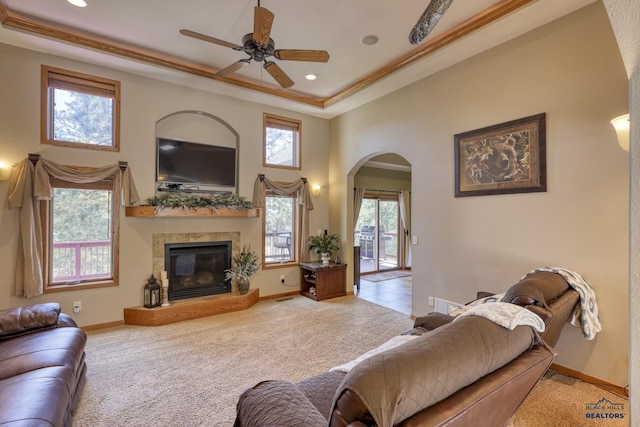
305;74;317;81
361;35;379;46
67;0;87;7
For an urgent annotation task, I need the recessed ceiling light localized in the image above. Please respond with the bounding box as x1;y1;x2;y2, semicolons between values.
305;74;317;81
67;0;87;7
361;35;379;46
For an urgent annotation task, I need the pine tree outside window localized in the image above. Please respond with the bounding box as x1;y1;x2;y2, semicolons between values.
263;113;301;169
42;177;119;291
41;65;120;151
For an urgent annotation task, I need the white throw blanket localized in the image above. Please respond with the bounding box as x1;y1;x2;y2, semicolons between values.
524;267;601;340
330;335;419;373
454;302;546;333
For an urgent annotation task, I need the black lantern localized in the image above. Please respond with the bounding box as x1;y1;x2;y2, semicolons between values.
143;275;161;308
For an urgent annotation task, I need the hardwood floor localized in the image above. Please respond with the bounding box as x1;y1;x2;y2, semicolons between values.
355;275;411;315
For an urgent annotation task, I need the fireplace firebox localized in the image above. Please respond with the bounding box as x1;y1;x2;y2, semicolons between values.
164;241;232;301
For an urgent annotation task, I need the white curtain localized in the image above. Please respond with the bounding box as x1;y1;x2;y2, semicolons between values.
253;175;314;261
399;191;411;268
8;157;139;297
353;187;365;226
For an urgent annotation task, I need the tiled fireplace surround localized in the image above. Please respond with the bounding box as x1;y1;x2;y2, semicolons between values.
152;231;241;295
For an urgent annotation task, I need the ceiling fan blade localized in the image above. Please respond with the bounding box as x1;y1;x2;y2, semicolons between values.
180;29;242;50
253;6;274;46
263;61;294;89
274;49;330;63
409;0;454;45
217;59;251;77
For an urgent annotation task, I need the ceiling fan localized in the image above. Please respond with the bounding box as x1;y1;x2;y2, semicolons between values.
180;1;329;89
409;0;454;45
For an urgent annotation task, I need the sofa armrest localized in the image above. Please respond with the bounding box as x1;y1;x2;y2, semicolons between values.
413;312;455;330
57;313;79;328
0;303;61;341
525;305;553;327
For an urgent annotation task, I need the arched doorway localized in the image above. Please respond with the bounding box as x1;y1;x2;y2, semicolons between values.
352;153;412;314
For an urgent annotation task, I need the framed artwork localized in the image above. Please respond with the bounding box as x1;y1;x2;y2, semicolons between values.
454;113;546;197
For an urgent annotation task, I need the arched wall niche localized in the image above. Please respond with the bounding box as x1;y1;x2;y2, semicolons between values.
155;110;240;193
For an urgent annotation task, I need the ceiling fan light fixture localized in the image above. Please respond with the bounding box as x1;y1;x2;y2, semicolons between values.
361;35;379;46
409;0;454;45
180;3;328;89
305;74;317;81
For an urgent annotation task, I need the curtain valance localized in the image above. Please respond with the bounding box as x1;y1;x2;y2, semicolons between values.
253;174;313;261
8;156;139;297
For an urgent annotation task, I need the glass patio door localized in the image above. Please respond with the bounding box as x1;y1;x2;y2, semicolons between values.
354;195;400;274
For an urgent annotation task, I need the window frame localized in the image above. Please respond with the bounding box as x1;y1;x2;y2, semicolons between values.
41;65;121;151
262;190;301;269
40;172;120;292
263;113;301;170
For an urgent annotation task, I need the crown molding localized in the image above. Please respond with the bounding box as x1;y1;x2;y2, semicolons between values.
0;0;534;109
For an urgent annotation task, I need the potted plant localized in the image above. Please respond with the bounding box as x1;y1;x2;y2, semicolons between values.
308;233;340;265
225;245;260;294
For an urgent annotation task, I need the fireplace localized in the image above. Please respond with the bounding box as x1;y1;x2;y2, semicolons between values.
165;241;232;301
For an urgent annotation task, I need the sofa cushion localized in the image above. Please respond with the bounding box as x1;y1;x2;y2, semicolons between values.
0;367;72;427
0;303;61;341
0;327;87;381
235;380;326;427
296;370;346;419
502;272;569;307
332;316;538;427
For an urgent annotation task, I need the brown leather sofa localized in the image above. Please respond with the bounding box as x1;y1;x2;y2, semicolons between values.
234;272;580;427
0;303;87;427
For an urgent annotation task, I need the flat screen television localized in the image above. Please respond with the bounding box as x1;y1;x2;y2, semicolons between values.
156;138;237;191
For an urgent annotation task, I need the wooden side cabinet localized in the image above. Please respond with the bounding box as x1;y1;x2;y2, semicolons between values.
300;262;347;301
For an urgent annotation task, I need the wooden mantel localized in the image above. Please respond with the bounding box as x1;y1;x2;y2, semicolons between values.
125;206;259;218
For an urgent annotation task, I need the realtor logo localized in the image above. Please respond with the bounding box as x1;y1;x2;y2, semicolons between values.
584;397;625;420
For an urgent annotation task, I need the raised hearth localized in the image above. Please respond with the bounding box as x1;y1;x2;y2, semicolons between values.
124;289;259;326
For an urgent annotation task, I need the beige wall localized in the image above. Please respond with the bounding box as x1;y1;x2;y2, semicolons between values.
0;43;331;325
354;167;411;192
330;2;629;385
601;0;640;418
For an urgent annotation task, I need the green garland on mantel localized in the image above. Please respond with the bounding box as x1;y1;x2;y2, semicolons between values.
145;193;253;213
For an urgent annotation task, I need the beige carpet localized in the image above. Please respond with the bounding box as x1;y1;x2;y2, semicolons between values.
508;371;628;426
73;295;413;426
72;295;628;426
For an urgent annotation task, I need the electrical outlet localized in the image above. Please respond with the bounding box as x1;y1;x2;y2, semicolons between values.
73;301;81;314
280;275;285;284
428;296;434;306
412;235;419;245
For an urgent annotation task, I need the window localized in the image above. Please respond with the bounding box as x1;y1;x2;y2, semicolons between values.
41;176;119;291
41;65;121;151
263;113;301;169
263;192;299;267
